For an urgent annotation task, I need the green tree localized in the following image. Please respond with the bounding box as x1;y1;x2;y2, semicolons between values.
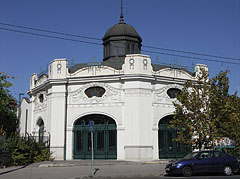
170;69;214;150
171;69;240;153
211;71;240;156
0;72;18;137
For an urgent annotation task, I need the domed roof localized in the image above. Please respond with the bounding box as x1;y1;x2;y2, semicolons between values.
103;21;142;42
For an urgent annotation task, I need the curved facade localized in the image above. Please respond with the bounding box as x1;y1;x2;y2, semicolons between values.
19;54;208;160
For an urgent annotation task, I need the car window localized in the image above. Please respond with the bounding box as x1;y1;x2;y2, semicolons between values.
199;152;211;159
183;152;199;159
213;151;222;157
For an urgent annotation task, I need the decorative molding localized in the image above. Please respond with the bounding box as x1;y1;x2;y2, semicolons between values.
143;59;148;70
57;61;62;74
153;84;183;103
34;91;47;111
35;75;48;87
68;82;122;104
125;89;151;97
129;58;134;69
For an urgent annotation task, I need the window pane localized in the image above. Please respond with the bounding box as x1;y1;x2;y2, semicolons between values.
131;44;135;54
113;42;117;56
76;131;83;152
109;130;117;151
168;131;173;151
127;43;130;53
97;131;104;152
118;42;124;55
159;130;164;152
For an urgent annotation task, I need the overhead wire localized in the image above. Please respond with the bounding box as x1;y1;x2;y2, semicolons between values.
0;27;102;46
1;23;240;66
0;22;101;41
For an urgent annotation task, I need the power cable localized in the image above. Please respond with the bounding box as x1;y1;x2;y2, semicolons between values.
1;26;240;66
142;45;240;62
1;22;240;62
141;49;240;65
0;22;101;41
0;27;102;46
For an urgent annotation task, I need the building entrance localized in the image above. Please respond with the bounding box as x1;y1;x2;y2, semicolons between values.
158;115;188;159
73;114;117;159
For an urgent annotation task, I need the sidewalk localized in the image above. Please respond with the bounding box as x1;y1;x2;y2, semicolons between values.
0;160;168;179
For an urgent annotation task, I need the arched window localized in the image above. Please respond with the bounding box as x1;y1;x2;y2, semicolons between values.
85;86;105;98
37;118;44;143
158;115;189;159
74;114;117;159
167;88;181;99
39;94;44;103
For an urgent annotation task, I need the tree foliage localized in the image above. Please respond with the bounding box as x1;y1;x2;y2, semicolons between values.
1;135;53;167
0;72;18;137
170;69;240;153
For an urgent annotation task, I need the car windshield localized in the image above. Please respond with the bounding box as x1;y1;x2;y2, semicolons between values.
183;152;199;159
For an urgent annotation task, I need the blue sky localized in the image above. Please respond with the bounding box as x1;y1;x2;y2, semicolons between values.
0;0;240;100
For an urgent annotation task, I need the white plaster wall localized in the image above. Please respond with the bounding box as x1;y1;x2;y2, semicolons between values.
19;99;32;136
123;81;154;160
48;85;66;160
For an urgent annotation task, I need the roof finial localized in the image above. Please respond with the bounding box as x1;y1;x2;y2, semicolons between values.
120;0;124;23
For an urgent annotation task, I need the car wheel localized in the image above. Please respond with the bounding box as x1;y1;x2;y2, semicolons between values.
223;165;233;176
182;166;193;177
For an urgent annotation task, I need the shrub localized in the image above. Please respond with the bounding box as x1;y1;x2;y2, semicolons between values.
1;135;53;167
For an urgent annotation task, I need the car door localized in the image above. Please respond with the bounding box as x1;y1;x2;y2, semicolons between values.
193;152;212;173
211;151;226;172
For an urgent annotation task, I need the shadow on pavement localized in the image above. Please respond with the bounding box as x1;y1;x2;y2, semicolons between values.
0;165;29;175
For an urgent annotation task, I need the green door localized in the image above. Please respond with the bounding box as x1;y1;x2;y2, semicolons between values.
73;114;117;159
159;115;188;159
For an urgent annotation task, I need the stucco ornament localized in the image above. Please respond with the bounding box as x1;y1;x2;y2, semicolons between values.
35;74;48;87
57;61;62;74
143;59;148;70
129;58;134;69
125;89;151;97
34;91;47;111
69;82;122;104
153;84;183;103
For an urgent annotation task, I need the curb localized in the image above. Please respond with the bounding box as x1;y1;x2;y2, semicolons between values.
39;163;74;167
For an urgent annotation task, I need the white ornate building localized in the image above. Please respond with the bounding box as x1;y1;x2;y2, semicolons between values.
19;10;208;161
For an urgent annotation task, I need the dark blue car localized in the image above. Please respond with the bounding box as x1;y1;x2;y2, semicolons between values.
165;150;239;177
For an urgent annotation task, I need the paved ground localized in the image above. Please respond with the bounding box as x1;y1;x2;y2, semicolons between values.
0;160;166;179
0;160;239;179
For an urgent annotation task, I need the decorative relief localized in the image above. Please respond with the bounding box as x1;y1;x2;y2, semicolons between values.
34;91;47;111
35;74;48;87
57;61;62;74
125;89;151;97
143;59;148;70
153;84;182;103
68;82;122;104
129;58;134;69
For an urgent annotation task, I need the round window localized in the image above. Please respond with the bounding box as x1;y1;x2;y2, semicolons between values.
167;88;181;99
85;86;105;98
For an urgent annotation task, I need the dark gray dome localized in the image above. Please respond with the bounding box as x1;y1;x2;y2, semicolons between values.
103;22;142;42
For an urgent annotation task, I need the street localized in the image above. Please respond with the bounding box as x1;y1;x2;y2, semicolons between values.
0;161;239;179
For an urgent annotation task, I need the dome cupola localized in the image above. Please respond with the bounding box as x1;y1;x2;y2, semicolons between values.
102;1;142;67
